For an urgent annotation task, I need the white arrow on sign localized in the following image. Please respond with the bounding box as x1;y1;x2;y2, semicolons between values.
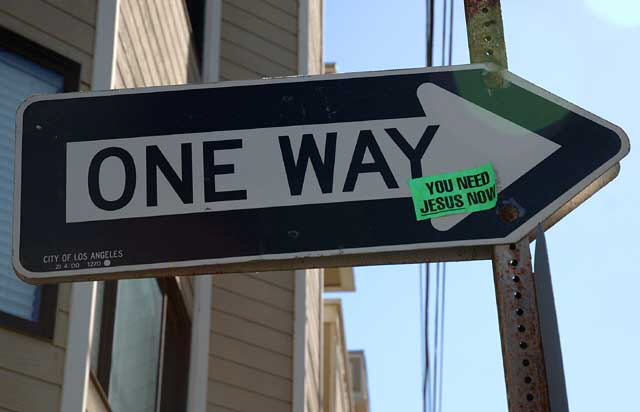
65;83;560;223
417;83;561;231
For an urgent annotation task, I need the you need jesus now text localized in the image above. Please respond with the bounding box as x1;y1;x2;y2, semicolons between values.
408;163;498;221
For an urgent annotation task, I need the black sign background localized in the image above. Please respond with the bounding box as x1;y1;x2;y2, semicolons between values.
16;65;625;278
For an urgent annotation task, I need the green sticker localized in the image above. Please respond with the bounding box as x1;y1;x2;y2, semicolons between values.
408;163;497;221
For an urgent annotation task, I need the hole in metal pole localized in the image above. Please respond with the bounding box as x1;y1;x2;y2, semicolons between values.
524;376;532;384
509;259;518;266
523;359;530;366
509;244;516;250
482;7;489;13
519;341;528;349
515;308;524;316
513;291;522;299
512;275;520;283
518;325;526;332
526;394;534;402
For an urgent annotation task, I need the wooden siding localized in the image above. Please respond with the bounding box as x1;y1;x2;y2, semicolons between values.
209;272;295;412
323;301;355;412
304;269;323;412
0;0;95;410
308;0;323;75
46;0;96;25
0;284;72;411
115;0;200;89
0;367;61;412
208;380;291;412
262;0;297;17
219;0;298;80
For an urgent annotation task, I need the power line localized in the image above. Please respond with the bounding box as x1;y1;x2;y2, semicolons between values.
423;2;454;411
437;4;453;412
438;3;454;411
435;3;454;410
433;263;441;412
438;261;447;412
448;0;454;66
420;262;428;412
441;0;447;66
426;0;435;66
423;2;435;412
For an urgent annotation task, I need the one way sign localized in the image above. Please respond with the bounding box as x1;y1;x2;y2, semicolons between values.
13;64;629;283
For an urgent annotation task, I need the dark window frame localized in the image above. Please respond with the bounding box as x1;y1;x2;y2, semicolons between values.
95;280;118;393
0;26;80;340
185;0;205;70
91;277;191;411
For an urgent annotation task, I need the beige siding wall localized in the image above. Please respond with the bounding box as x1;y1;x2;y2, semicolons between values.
307;0;323;75
323;301;354;412
115;0;200;89
0;0;95;410
219;0;298;80
208;272;295;412
0;285;69;412
304;269;324;412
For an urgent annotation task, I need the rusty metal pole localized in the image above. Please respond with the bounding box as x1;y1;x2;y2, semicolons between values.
463;1;551;411
464;0;508;86
492;240;551;411
464;2;507;66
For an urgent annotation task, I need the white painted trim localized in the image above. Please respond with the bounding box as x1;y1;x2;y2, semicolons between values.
317;268;325;409
202;0;221;83
60;1;119;410
91;0;119;91
298;0;310;75
186;2;219;409
187;275;212;411
60;282;97;411
292;269;308;412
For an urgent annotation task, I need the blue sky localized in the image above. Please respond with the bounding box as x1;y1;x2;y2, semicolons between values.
324;1;640;411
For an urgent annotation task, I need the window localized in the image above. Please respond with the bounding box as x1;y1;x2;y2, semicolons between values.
185;0;205;67
91;278;191;412
0;27;79;338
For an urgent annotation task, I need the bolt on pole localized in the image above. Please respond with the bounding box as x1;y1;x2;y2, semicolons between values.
463;1;552;411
